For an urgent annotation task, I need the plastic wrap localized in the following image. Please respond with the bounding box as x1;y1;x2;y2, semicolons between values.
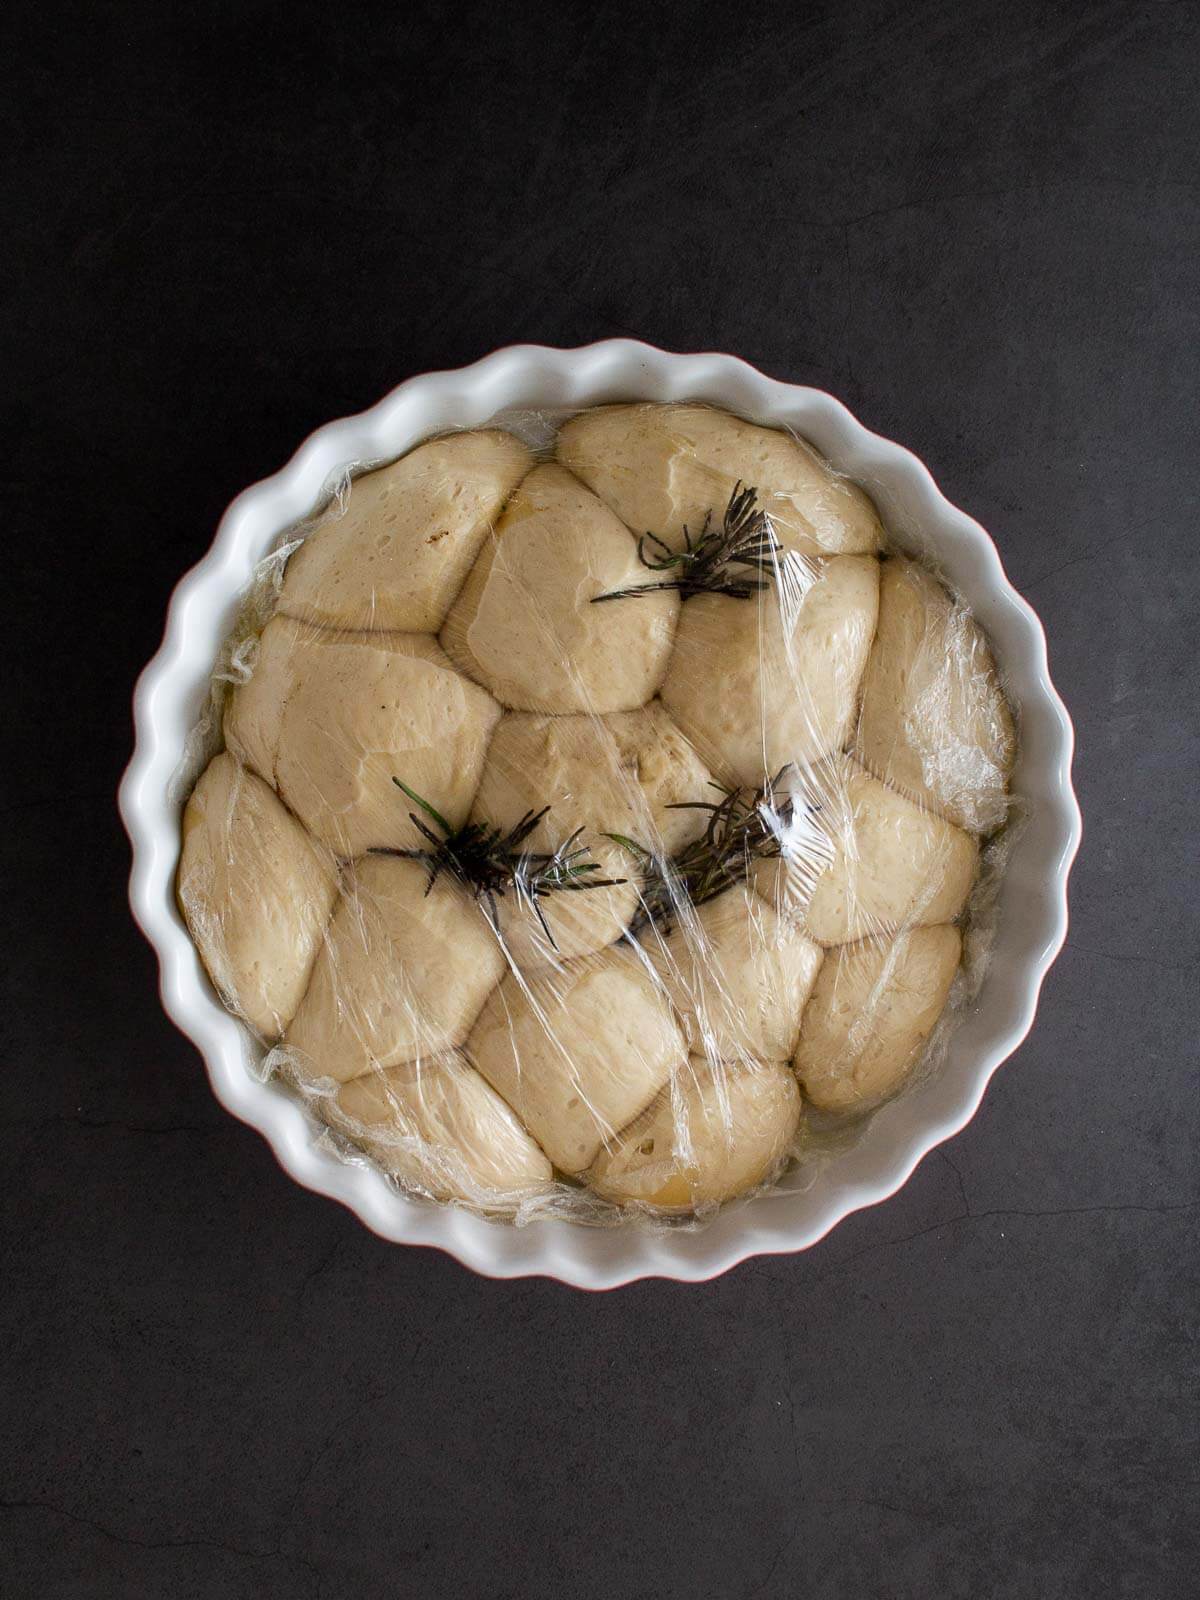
176;403;1017;1226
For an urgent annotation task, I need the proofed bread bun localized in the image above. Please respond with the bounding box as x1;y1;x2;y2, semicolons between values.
278;430;532;633
468;704;713;965
643;884;823;1062
465;946;686;1173
480;858;635;971
794;925;962;1112
660;555;879;785
754;756;978;945
285;855;505;1082
439;463;679;713
557;403;883;557
855;557;1015;833
325;1053;553;1204
591;700;717;857
224;616;500;857
178;752;338;1038
588;1054;801;1211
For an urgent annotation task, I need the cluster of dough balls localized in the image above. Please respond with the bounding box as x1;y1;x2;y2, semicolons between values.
178;405;1014;1217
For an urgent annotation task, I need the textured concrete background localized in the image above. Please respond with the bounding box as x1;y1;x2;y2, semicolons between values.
2;2;1197;1596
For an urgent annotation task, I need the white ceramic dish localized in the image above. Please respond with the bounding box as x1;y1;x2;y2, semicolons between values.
119;341;1081;1288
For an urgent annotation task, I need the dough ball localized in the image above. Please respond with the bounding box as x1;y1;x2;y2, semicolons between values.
478;867;634;973
286;855;505;1082
643;884;823;1062
794;925;962;1112
278;430;532;633
588;1055;801;1212
225;615;500;857
592;700;716;858
660;555;879;786
219;615;298;785
178;753;338;1038
465;947;686;1173
753;756;979;945
480;866;634;972
468;704;713;965
439;463;678;713
323;1053;553;1205
557;403;883;558
855;556;1015;833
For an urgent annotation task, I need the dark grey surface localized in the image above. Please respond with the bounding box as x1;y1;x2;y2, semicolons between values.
2;2;1197;1596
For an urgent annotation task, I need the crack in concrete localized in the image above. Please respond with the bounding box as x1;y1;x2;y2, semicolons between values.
0;1496;320;1586
938;1147;972;1216
274;1342;426;1556
295;1234;345;1304
751;1199;1198;1295
1069;944;1196;975
1;1115;225;1137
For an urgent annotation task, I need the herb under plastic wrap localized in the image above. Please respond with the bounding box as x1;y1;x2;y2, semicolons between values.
591;482;782;604
372;778;625;951
607;769;810;938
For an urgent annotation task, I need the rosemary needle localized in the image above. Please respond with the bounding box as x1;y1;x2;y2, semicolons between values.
592;482;781;604
607;769;809;937
372;778;625;951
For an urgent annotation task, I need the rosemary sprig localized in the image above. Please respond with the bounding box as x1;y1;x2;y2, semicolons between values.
608;769;808;937
372;778;625;951
592;481;781;604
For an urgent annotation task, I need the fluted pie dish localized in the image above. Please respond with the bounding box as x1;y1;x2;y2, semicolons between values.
120;342;1080;1287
